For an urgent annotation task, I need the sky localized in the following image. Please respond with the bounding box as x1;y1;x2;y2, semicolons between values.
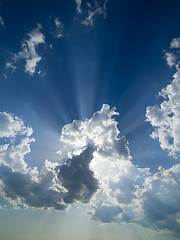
0;0;180;239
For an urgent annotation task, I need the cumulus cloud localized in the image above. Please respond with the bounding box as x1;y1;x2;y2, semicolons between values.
165;52;177;67
0;105;180;234
141;164;180;232
59;104;130;162
6;24;45;75
146;51;180;158
170;37;180;49
57;147;99;204
0;164;67;210
0;112;32;138
0;112;34;172
0;105;131;210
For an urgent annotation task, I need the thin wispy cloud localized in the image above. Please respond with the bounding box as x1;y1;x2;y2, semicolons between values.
0;2;4;27
74;0;82;14
74;0;109;26
0;16;4;27
82;0;108;26
54;17;64;38
6;24;45;75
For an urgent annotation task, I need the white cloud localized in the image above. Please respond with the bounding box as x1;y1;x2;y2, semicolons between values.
165;52;177;67
0;112;32;138
0;16;4;26
54;17;64;38
6;24;45;75
146;67;180;158
141;164;180;232
74;0;82;14
0;112;34;172
59;104;131;162
80;0;108;26
170;38;180;49
146;37;180;158
0;106;180;234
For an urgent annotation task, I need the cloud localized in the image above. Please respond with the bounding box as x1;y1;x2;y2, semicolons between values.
141;164;180;232
165;52;177;67
0;112;32;138
59;104;130;162
146;67;180;159
0;105;130;210
170;38;180;49
0;105;180;234
0;164;67;210
91;205;123;223
82;0;107;26
75;0;109;26
0;16;4;27
74;0;82;14
57;147;99;204
0;112;34;172
54;17;64;38
6;24;45;75
146;37;180;158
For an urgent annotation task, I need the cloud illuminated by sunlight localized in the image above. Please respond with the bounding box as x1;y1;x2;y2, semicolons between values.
0;104;180;234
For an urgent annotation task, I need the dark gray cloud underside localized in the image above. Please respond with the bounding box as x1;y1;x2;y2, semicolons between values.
58;147;99;204
0;165;67;210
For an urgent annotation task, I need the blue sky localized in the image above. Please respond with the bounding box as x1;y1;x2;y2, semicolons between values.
0;0;180;239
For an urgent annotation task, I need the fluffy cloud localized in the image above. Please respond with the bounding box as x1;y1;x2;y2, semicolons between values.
6;24;45;75
59;104;130;162
0;105;180;234
170;38;180;49
0;112;32;138
164;38;180;68
57;147;99;204
141;164;180;232
147;37;180;158
0;112;34;172
0;105;131;210
146;59;180;158
165;52;177;67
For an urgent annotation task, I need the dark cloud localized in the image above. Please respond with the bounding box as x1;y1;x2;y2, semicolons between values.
0;165;67;210
58;147;99;204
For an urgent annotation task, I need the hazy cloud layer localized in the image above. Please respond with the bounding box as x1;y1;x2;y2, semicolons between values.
6;24;45;75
